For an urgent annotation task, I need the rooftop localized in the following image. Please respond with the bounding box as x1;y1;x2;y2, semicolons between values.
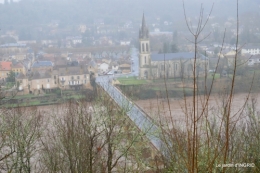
151;52;207;61
58;66;89;76
0;61;12;71
32;61;53;68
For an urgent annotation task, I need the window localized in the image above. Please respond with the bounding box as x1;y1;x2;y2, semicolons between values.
54;76;56;79
175;64;178;70
84;80;86;84
47;79;49;83
161;64;164;70
142;43;145;52
71;76;74;80
77;76;80;79
145;56;146;64
84;75;86;78
146;43;149;52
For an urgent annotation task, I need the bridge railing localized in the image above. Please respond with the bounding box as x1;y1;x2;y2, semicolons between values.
96;77;165;152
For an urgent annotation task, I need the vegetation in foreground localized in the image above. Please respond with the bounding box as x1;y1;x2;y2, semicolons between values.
0;90;162;172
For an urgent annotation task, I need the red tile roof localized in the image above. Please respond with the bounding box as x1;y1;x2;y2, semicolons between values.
0;61;12;71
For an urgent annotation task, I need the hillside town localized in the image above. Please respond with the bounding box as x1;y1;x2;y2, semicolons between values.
0;0;260;172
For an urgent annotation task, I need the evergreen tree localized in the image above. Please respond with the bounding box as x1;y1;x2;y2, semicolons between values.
6;71;15;83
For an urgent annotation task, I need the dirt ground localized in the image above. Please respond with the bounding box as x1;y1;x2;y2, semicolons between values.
135;93;260;128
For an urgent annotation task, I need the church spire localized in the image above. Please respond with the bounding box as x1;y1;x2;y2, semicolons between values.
139;13;149;39
142;13;146;30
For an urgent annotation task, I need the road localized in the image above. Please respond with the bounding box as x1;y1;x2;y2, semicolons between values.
96;47;163;151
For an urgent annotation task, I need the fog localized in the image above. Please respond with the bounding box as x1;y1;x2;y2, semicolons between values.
0;0;259;43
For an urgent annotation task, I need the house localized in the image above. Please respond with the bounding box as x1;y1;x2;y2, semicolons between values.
29;71;57;93
205;47;216;55
31;61;53;72
99;63;109;73
110;61;119;71
12;63;26;76
16;65;91;93
88;60;97;74
57;66;90;90
16;73;28;91
224;54;250;67
218;49;236;58
16;70;57;93
248;54;260;66
0;61;12;79
241;44;260;55
119;63;131;74
12;53;27;61
0;43;27;54
120;41;131;46
66;36;82;45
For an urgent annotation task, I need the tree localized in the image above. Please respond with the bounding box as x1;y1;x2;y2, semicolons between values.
0;107;42;172
6;71;16;83
39;96;149;172
90;72;97;95
157;1;260;172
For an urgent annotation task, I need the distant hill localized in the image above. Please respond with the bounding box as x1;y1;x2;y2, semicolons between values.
0;0;259;32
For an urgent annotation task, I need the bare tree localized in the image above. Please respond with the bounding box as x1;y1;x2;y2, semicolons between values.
0;107;42;173
157;1;259;173
39;95;151;173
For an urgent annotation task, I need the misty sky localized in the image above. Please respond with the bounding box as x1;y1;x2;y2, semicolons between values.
0;0;20;3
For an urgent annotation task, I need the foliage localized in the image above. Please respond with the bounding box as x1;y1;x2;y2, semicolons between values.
6;71;15;83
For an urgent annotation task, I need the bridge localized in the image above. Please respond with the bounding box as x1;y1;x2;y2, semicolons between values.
96;48;165;153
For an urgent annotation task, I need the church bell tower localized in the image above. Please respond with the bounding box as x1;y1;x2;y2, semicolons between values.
139;13;151;79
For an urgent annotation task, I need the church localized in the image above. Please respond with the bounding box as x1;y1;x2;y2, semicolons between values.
138;14;209;79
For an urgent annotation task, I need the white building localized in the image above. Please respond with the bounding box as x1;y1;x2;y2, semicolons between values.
241;44;260;55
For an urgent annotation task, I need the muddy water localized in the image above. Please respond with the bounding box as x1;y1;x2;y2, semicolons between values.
135;93;260;128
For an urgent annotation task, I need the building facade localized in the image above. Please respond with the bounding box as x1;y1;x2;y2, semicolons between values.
16;66;91;93
138;14;209;79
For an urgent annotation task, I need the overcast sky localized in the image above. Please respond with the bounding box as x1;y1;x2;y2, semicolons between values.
0;0;20;3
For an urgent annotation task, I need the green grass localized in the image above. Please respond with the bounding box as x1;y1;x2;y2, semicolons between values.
152;78;184;83
117;76;147;85
151;86;193;91
207;73;221;79
11;94;34;99
1;91;87;108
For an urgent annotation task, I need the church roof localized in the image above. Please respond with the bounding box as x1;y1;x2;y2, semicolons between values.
151;52;207;61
